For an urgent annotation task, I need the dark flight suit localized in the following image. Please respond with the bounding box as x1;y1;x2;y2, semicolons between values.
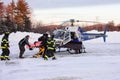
18;35;30;58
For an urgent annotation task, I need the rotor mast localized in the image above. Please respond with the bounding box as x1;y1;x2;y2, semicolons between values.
70;19;75;26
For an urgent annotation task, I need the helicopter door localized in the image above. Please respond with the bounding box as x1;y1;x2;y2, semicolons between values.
63;31;71;45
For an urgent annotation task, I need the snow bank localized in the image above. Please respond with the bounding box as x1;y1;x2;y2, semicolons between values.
0;31;120;80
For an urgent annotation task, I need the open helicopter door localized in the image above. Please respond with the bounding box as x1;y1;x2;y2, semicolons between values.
62;31;71;45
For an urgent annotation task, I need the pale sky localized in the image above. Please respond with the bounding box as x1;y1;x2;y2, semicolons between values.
31;4;120;25
2;0;120;25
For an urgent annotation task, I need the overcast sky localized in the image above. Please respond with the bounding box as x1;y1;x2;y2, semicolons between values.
26;0;120;10
2;0;120;9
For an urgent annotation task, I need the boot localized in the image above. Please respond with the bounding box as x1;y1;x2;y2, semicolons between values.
0;56;5;61
19;56;24;58
1;58;5;61
44;57;48;60
5;56;10;60
52;56;56;60
6;58;10;60
44;55;48;60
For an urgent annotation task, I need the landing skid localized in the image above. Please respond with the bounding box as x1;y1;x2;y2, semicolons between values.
61;41;86;54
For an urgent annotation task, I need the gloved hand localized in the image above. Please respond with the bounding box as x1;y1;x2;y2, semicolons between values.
29;48;33;50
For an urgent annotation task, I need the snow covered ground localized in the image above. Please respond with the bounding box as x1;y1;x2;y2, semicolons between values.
0;31;120;80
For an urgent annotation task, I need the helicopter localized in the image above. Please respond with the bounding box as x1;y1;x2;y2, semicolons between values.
53;19;109;54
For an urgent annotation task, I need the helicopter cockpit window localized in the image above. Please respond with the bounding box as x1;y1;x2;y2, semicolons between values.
63;31;71;44
54;30;65;39
64;31;69;39
64;32;70;40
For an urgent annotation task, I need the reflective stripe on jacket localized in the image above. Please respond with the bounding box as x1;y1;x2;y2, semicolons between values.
1;39;9;49
47;39;55;50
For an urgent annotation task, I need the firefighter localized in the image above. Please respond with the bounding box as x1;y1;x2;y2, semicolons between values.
44;35;56;60
38;33;48;59
18;35;32;58
32;33;48;58
0;32;10;61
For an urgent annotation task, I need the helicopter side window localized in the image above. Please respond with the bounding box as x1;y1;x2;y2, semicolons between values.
70;32;78;40
70;32;75;39
70;32;79;42
54;30;65;39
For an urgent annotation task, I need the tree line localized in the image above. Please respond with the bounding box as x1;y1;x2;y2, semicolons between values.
32;21;120;34
83;21;120;32
0;0;31;34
